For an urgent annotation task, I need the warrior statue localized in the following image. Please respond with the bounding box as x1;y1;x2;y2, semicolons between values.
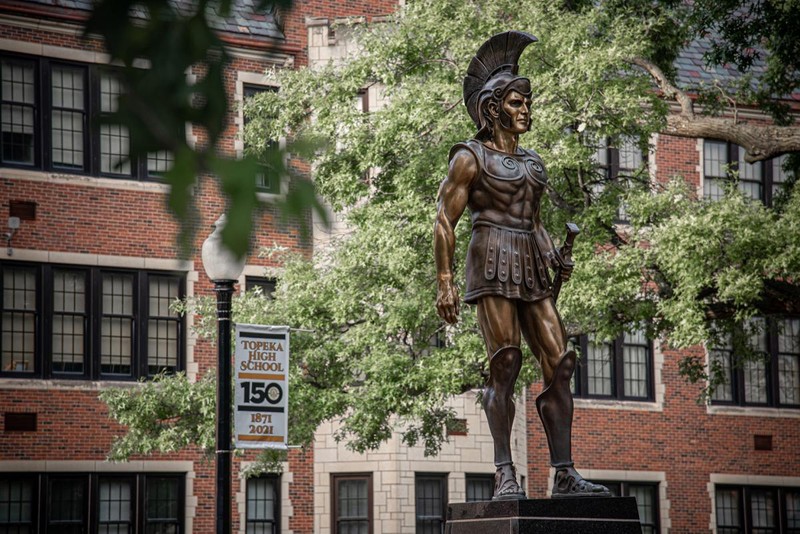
434;31;610;500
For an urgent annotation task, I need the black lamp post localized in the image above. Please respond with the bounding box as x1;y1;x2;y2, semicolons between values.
202;215;245;534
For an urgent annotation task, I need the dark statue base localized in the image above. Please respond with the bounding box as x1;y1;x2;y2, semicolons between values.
446;497;642;534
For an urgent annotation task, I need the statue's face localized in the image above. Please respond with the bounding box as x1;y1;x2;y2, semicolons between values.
499;90;531;134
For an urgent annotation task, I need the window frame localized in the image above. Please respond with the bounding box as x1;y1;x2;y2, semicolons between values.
242;83;281;195
245;474;281;534
0;51;169;181
245;276;277;299
591;135;647;223
710;317;800;409
0;261;186;381
571;331;655;402
703;139;789;206
0;472;184;534
715;484;800;533
415;472;448;534
331;473;373;534
464;473;494;503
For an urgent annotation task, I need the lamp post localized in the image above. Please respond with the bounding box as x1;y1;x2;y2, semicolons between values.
202;214;245;534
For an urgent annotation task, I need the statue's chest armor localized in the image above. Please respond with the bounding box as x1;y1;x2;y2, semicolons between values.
472;148;546;208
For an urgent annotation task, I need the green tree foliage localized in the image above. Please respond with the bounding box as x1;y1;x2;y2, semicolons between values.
85;0;325;256
102;0;799;465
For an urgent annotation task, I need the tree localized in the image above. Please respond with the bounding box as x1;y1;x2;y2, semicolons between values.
85;0;325;256
103;0;800;466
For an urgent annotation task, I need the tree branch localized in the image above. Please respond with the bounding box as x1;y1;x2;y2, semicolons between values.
630;56;800;162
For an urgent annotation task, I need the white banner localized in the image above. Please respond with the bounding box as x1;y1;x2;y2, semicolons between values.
234;324;289;449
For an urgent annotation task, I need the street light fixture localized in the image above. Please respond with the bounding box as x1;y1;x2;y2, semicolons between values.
202;214;246;534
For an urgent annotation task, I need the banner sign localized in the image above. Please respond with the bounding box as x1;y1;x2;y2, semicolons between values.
234;324;289;449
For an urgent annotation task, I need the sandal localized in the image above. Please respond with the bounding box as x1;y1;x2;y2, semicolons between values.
493;462;526;500
551;464;611;499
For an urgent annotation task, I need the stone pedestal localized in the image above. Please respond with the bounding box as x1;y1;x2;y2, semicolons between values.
446;497;642;534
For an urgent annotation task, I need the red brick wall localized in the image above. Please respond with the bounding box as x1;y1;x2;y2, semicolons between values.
0;2;396;532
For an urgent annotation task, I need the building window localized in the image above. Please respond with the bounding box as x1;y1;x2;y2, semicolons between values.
0;53;170;180
332;473;372;534
415;473;447;534
245;276;277;299
591;136;646;222
715;485;800;533
571;328;653;401
0;473;183;533
465;474;493;503
243;84;280;194
246;475;280;534
710;318;800;407
600;481;659;533
0;262;185;380
703;140;791;205
0;476;35;531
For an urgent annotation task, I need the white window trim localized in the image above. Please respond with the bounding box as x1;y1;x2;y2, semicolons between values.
708;473;800;533
0;460;197;533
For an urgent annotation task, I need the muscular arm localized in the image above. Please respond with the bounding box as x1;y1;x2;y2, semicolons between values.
434;148;478;324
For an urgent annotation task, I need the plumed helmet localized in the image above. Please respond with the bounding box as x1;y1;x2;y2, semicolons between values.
463;31;538;133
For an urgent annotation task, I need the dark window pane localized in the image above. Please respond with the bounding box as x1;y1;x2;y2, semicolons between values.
415;475;445;534
1;58;36;165
335;477;369;534
622;329;649;398
465;475;493;502
716;488;741;533
101;273;134;375
148;275;180;375
52;269;86;374
145;477;179;534
48;478;85;533
704;140;728;200
245;277;276;299
778;318;800;405
99;73;130;175
246;477;278;534
1;266;36;373
587;337;612;396
0;478;33;532
750;489;777;533
98;479;133;534
51;65;85;169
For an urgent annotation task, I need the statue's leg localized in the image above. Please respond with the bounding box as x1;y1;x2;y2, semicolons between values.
477;296;526;500
520;298;611;498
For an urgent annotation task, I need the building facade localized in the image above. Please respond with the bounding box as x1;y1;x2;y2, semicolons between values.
1;2;798;533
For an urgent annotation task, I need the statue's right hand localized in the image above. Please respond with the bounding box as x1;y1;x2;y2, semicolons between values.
436;277;460;325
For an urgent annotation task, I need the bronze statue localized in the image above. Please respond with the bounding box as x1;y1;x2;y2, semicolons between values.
434;31;610;500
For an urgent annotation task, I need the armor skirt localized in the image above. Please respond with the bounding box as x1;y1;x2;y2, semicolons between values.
464;222;552;304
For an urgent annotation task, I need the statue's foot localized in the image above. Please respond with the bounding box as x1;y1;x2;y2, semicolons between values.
551;465;611;499
493;462;527;501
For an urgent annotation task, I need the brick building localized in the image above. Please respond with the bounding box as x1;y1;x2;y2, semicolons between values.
1;1;798;533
